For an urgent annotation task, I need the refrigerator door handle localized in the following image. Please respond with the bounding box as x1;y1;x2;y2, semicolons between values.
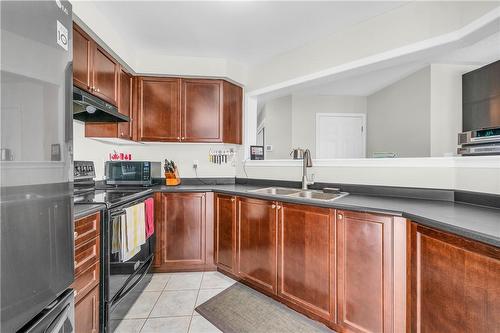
44;304;71;333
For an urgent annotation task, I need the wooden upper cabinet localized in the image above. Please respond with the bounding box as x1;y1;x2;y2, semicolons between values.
278;203;336;323
409;223;500;333
73;24;92;91
215;194;237;274
181;79;223;142
222;81;243;144
72;23;119;106
336;211;406;333
92;44;118;106
160;193;206;270
237;197;278;295
85;66;133;139
138;77;181;142
117;68;133;139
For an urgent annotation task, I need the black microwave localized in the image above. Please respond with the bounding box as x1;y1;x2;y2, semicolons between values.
105;161;161;186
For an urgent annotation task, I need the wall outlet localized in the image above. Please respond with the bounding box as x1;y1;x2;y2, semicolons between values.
193;160;199;169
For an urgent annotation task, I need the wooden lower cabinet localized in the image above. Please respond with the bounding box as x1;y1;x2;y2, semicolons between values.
237;197;278;294
72;212;101;333
153;192;215;272
74;286;99;333
278;203;336;323
336;210;406;333
215;194;237;273
409;223;500;333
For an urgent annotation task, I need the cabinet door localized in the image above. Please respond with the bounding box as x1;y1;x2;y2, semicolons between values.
222;81;243;144
138;77;181;141
92;44;118;106
278;203;336;322
237;197;277;294
117;68;133;139
161;193;206;270
181;79;222;142
337;211;394;333
73;24;92;91
215;194;237;273
409;223;500;333
84;67;132;139
74;286;99;333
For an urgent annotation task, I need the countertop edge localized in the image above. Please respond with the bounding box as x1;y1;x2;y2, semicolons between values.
74;203;106;220
155;186;500;248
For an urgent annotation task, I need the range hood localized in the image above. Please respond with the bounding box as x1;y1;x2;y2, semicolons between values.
73;86;129;122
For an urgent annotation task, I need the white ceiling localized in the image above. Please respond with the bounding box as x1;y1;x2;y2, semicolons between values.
292;30;500;97
90;1;406;64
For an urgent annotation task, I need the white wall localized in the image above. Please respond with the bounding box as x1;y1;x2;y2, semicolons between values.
73;121;237;180
429;64;479;157
258;96;292;159
367;67;431;158
291;95;367;158
236;158;500;195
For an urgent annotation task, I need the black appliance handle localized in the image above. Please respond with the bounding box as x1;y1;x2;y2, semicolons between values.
110;209;126;218
112;256;153;306
109;194;154;215
44;304;71;333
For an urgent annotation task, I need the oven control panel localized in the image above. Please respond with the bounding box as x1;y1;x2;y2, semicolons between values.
74;160;96;179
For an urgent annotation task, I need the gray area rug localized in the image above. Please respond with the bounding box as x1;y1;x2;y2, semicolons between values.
195;282;335;333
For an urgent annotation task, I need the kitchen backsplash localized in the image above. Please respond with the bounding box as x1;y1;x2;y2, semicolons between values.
73;121;239;179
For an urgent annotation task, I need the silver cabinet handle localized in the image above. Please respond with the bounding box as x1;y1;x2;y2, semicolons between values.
337;214;343;220
271;204;276;209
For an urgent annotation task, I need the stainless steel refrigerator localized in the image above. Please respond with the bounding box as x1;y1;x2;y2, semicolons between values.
1;1;75;332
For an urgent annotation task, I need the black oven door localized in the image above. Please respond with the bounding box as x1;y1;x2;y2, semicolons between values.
107;209;154;304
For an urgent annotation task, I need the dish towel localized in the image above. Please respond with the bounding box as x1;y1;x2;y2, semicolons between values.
111;215;121;254
120;214;140;262
125;202;146;252
145;198;154;239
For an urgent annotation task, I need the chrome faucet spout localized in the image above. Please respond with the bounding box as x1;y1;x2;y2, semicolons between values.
302;149;313;190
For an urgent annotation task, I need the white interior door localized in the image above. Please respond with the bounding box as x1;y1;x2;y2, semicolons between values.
316;113;366;159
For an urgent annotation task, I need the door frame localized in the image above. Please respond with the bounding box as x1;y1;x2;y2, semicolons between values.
315;113;366;159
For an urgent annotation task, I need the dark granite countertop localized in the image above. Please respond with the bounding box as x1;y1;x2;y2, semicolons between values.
74;203;105;220
152;184;500;247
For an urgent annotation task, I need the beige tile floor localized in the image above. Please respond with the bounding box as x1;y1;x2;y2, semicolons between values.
110;271;237;333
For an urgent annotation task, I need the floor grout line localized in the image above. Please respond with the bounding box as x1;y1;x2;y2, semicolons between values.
138;275;171;333
115;272;233;332
187;271;205;332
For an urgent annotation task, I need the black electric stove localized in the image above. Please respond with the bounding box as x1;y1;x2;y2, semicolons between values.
74;188;153;209
73;161;155;333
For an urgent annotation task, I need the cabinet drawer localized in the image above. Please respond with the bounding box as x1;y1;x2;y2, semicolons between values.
75;238;100;278
75;213;100;249
72;261;100;303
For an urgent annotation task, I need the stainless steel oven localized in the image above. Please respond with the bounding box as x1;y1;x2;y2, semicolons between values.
105;161;161;186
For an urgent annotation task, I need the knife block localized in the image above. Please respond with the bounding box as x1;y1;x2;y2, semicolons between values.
165;169;181;186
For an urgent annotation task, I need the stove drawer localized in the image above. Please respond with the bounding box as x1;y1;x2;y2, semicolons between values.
72;260;100;303
75;237;100;278
75;212;100;249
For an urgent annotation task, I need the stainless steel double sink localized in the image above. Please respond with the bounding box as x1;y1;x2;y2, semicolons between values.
249;187;348;201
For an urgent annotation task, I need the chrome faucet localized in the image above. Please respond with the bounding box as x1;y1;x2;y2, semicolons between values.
301;149;314;190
